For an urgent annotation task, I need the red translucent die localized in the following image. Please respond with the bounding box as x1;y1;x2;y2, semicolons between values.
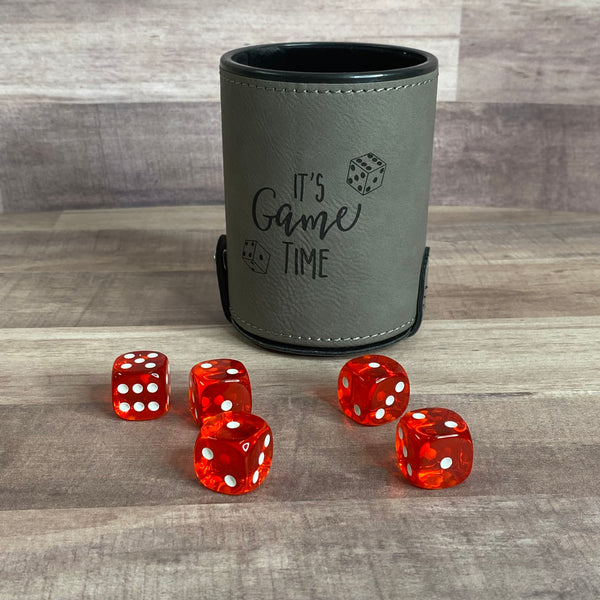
396;407;473;489
194;411;273;495
189;359;252;426
112;351;170;420
337;354;410;426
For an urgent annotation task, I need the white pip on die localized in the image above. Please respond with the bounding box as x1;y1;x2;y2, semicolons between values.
112;351;171;420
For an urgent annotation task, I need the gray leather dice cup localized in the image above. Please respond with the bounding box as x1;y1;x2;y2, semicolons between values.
218;42;438;356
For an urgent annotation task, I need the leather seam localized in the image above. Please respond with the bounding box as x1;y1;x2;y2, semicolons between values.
221;77;436;94
230;309;415;342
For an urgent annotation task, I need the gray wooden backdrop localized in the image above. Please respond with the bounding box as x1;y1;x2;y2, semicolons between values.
0;0;598;214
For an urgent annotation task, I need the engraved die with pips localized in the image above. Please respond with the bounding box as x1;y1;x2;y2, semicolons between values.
347;152;386;195
242;240;270;274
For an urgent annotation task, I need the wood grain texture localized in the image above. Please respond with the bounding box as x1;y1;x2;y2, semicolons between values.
0;102;223;213
1;497;598;600
0;205;598;599
458;0;600;105
0;0;460;103
0;206;597;327
2;101;600;214
1;0;600;216
0;319;598;511
0;3;598;592
431;102;600;212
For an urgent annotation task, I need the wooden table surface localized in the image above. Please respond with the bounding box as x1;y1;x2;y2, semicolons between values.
0;205;599;599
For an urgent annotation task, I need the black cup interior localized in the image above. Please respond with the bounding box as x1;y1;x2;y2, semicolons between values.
221;42;437;83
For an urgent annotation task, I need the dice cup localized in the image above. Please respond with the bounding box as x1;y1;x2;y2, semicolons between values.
216;42;438;356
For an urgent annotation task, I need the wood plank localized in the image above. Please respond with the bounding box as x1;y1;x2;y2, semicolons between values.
0;203;598;599
1;497;599;600
0;0;460;103
458;0;600;105
431;102;600;212
0;230;220;273
1;257;597;328
0;210;61;231
3;101;600;214
2;206;598;271
0;204;596;232
0;102;223;214
428;261;600;319
428;205;600;226
0;318;598;510
426;206;600;317
0;272;224;327
0;389;597;510
0;206;597;327
429;211;600;263
2;317;598;402
54;205;226;231
0;205;225;231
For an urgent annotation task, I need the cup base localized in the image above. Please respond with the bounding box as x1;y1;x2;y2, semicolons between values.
215;236;429;357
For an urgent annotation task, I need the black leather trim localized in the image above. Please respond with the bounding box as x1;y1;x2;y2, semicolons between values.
407;245;429;338
215;234;231;322
229;318;416;357
215;236;429;356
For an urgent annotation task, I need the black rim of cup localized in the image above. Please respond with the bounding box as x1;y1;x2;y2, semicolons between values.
220;42;438;83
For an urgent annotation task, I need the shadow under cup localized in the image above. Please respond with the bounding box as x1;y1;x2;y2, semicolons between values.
216;42;438;356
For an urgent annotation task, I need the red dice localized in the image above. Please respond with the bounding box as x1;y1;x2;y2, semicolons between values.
189;359;252;426
396;407;473;489
337;355;410;426
112;351;170;420
194;411;273;495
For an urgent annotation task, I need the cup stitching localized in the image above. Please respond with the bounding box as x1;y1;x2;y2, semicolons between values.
221;77;436;94
230;309;414;342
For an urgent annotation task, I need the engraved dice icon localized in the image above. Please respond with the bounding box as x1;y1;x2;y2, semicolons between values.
242;240;270;274
347;152;386;195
